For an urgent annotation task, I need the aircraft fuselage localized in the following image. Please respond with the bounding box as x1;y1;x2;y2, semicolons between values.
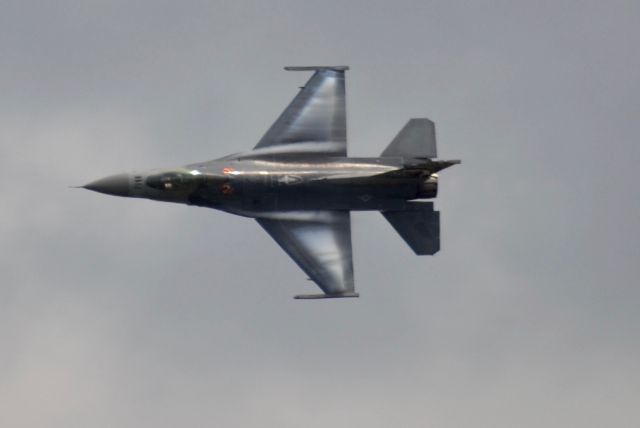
92;156;454;216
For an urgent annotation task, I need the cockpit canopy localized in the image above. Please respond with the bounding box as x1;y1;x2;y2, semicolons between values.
146;171;195;191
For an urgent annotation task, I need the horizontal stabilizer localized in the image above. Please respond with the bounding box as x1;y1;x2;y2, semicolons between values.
382;202;440;255
294;292;360;299
381;118;437;159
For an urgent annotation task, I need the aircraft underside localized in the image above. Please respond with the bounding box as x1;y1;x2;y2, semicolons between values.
82;66;459;298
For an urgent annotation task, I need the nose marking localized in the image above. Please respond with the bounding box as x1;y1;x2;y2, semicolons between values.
133;175;144;190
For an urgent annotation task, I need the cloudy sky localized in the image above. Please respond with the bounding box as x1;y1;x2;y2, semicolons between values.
2;1;639;427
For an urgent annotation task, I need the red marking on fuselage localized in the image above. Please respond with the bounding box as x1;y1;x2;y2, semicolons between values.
221;183;233;195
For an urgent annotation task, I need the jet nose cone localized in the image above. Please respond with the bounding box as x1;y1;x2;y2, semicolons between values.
84;173;131;197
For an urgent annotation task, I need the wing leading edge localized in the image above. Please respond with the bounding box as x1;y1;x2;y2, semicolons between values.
256;211;357;298
252;66;348;157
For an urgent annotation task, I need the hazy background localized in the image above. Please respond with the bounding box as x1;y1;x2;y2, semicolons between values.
2;1;639;427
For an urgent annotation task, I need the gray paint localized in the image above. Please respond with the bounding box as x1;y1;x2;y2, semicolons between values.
2;1;640;427
82;67;459;297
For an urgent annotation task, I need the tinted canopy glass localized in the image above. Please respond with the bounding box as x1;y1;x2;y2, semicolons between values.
146;172;195;190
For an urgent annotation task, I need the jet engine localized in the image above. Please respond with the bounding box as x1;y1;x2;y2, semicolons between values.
417;173;438;198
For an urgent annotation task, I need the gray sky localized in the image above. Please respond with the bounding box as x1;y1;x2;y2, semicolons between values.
2;1;639;427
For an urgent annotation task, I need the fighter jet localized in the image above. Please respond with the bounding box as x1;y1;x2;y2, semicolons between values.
83;66;460;299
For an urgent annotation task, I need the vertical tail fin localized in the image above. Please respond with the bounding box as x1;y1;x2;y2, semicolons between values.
381;118;437;159
382;202;440;255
